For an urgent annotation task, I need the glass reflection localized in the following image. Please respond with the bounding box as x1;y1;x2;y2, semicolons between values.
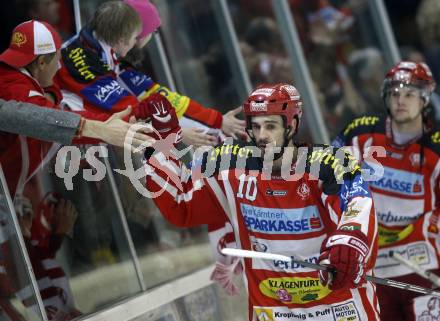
108;147;213;290
48;153;142;313
0;167;44;321
2;143;143;317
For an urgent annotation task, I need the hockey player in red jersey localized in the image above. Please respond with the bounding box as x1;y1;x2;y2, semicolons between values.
332;61;440;321
144;84;379;321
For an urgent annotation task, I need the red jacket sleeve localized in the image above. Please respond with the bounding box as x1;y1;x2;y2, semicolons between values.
185;99;223;129
145;153;228;227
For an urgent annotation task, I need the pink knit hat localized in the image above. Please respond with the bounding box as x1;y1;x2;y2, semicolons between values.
124;0;161;38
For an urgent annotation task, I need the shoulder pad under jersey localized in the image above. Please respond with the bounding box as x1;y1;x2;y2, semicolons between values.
340;114;385;141
425;126;440;155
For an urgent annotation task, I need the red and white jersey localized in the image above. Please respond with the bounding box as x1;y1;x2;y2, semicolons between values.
333;115;440;278
146;141;379;321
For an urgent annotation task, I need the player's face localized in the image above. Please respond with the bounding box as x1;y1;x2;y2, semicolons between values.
388;85;425;124
251;115;286;155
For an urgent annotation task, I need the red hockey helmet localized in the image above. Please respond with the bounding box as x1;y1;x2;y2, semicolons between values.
243;83;303;133
381;61;436;105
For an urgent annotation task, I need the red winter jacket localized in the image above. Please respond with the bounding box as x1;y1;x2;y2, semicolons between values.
0;63;108;195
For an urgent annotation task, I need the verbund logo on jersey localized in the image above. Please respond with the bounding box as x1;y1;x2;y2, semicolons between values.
241;204;323;234
369;166;424;196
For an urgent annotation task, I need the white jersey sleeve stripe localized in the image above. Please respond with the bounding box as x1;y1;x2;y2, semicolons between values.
149;170;177;197
220;170;243;250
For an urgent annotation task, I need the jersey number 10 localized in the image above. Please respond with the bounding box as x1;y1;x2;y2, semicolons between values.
236;174;258;201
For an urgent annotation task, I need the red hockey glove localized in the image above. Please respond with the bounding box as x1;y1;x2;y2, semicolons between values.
134;93;182;144
318;230;369;290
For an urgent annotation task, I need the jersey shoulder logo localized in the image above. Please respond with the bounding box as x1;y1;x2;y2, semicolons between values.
308;146;361;182
431;131;440;144
343;115;380;136
343;203;360;218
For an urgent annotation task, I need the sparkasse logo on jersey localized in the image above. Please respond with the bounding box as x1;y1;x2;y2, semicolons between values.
369;166;424;196
241;204;323;234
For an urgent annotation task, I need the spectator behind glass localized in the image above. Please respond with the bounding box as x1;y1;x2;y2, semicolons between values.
25;0;60;26
55;0;245;148
0;0;75;53
52;4;167;268
417;0;440;89
0;20;65;197
125;0;160;49
304;1;372;135
0;20;142;197
24;0;75;40
17;193;81;320
0;19;151;279
347;47;386;115
242;17;293;87
124;0;246;145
